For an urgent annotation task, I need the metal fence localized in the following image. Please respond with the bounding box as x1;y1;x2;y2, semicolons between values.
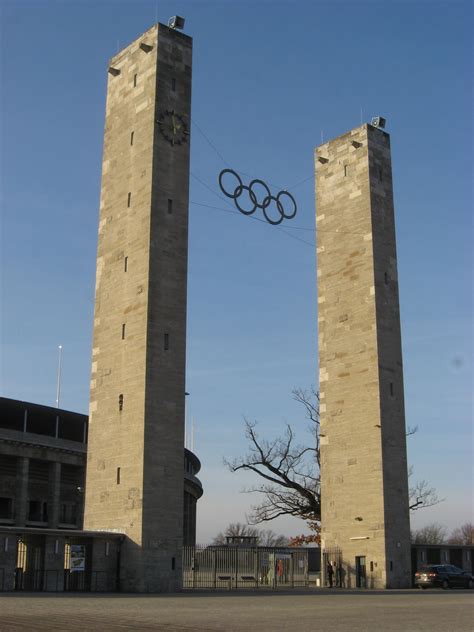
322;546;343;588
183;546;308;590
11;569;113;592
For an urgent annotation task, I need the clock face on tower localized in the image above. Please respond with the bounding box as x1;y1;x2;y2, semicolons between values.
157;110;189;146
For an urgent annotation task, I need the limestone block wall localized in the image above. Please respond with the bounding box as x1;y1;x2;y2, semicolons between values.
316;124;411;588
84;23;192;592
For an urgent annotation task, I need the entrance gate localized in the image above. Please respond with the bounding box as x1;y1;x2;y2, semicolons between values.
322;546;343;587
0;535;117;592
15;537;45;591
183;546;308;590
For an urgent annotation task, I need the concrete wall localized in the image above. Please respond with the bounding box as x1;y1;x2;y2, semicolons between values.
0;535;17;591
0;429;200;543
316;124;411;588
84;23;192;592
0;437;84;530
413;545;474;574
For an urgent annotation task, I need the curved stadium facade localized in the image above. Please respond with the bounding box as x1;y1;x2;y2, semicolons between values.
0;397;203;591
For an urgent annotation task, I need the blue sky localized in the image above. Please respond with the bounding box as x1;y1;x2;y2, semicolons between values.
1;0;472;543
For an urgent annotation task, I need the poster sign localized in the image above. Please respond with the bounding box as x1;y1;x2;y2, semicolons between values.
70;545;86;572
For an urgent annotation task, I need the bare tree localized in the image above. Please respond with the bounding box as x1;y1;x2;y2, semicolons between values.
225;387;320;525
212;522;288;546
448;522;474;545
258;530;289;547
226;387;441;528
409;473;444;511
411;523;448;544
212;522;259;545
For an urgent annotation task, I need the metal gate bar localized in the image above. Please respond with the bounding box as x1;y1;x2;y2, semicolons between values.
183;546;308;590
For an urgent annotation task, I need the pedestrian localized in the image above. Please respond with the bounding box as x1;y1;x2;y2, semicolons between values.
327;561;334;588
276;559;284;584
340;563;346;588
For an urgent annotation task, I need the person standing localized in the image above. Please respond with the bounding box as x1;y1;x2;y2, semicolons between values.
327;562;334;588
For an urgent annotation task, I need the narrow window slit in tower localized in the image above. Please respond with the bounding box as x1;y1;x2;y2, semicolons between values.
390;382;394;397
344;165;349;177
118;394;124;411
117;467;121;485
124;256;128;272
164;333;169;351
171;557;176;570
384;272;389;285
127;192;131;207
171;78;176;92
122;324;126;340
130;131;134;146
168;199;173;214
133;73;137;87
378;167;383;180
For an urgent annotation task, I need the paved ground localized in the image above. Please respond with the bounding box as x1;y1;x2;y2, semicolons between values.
0;589;473;631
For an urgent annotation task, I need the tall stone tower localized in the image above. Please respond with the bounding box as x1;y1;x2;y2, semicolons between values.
315;124;411;589
84;23;192;592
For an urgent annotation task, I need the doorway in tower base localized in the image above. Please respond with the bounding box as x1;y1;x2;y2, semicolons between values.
322;547;374;588
355;556;367;588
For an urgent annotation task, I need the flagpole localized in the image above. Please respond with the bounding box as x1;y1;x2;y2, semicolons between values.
55;345;63;408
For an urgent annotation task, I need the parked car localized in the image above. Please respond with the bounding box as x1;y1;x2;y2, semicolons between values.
415;564;474;589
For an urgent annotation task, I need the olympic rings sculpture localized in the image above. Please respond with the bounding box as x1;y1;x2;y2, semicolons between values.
218;169;297;226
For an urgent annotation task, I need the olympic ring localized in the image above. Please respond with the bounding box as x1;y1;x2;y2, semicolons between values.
234;185;258;215
218;169;297;225
277;190;297;220
262;196;285;226
219;169;242;199
248;179;272;209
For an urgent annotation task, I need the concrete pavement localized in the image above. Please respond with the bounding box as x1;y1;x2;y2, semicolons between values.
0;589;473;631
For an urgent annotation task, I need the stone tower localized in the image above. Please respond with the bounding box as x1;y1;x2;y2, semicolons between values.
84;23;192;592
315;124;411;589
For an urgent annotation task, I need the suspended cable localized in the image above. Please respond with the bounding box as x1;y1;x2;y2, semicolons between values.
287;174;314;191
191;116;313;193
191;118;230;167
189;200;315;248
190;172;235;209
189;200;368;237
